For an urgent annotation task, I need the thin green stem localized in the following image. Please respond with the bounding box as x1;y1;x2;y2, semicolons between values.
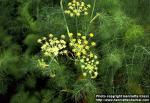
76;16;78;33
91;0;97;19
90;13;100;23
86;0;97;35
135;45;150;55
131;46;137;81
60;0;70;34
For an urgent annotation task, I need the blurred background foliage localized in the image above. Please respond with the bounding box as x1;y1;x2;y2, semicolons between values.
0;0;149;103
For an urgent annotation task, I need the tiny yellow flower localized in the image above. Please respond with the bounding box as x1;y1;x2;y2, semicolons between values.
85;46;90;50
77;44;82;48
82;36;86;40
63;50;67;54
60;40;65;44
72;0;76;3
76;12;80;16
58;43;62;47
64;10;70;14
54;51;59;56
95;67;98;70
44;52;49;56
50;73;56;78
72;39;76;42
37;39;42;43
76;52;81;57
89;70;92;74
79;6;83;9
81;2;85;6
86;58;89;61
50;41;54;45
84;40;88;44
68;2;72;6
70;13;74;17
94;55;98;59
72;49;76;52
42;37;46;40
76;2;80;6
68;33;73;37
69;6;73;10
78;9;81;13
53;37;57;40
82;49;86;54
83;72;87;77
84;8;88;11
49;34;53;38
87;4;91;8
89;33;94;37
91;72;98;79
90;53;94;58
63;45;66;48
91;42;96;46
72;3;75;7
73;10;78;13
61;35;65;39
84;12;88;15
77;33;81;36
96;61;99;64
81;65;85;68
41;44;47;50
87;64;93;70
82;56;86;58
55;40;60;43
77;39;82;44
80;59;84;63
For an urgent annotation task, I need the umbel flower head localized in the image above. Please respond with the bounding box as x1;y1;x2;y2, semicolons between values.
68;32;96;57
37;59;49;69
37;34;67;57
80;53;99;79
37;34;68;78
37;58;57;78
64;0;91;17
68;32;99;78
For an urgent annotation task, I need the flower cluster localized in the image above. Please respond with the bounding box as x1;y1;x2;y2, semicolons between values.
64;0;91;17
37;32;99;78
37;34;67;57
80;53;99;78
37;0;99;79
68;32;96;57
37;59;56;78
37;59;49;69
37;34;68;77
68;32;99;78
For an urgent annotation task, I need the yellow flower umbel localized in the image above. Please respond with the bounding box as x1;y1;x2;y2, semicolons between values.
68;32;99;78
64;0;91;17
37;59;49;69
38;34;67;57
80;53;99;79
68;32;96;57
37;58;56;78
37;34;68;78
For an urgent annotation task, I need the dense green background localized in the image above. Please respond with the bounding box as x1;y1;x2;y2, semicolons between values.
0;0;150;103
